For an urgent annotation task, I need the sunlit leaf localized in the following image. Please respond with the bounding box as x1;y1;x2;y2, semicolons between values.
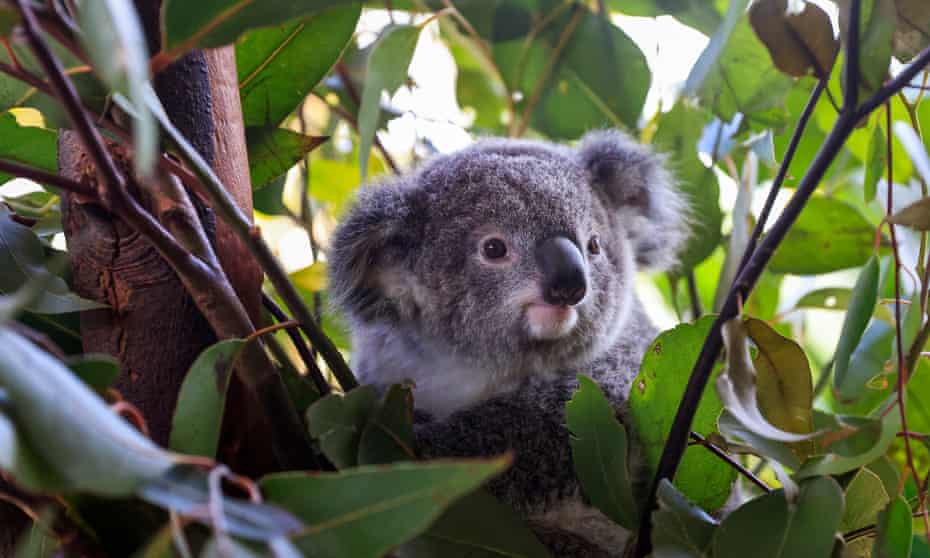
565;375;638;529
66;354;120;394
840;468;890;532
290;261;328;293
864;124;886;202
162;0;348;58
629;316;736;510
358;25;421;180
246;127;327;190
237;4;361;128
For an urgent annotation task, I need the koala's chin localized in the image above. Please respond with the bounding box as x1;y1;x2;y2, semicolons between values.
524;303;579;340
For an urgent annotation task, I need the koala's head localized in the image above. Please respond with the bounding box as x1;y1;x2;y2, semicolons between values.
329;130;687;377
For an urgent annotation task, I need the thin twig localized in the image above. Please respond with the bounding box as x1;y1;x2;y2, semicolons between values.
0;158;95;197
633;3;930;553
886;102;930;542
686;272;703;320
689;432;771;493
262;292;331;396
843;511;929;542
512;4;584;138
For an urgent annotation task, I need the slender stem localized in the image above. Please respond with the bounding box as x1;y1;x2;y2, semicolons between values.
689;432;770;493
262;292;331;396
857;45;930;118
0;158;95;197
686;272;703;319
735;79;825;278
843;0;860;112
634;4;894;553
512;4;583;138
844;512;929;543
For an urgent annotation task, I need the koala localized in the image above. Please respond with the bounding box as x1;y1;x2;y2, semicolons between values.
328;130;687;556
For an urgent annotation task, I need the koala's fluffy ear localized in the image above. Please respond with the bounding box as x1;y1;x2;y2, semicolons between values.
328;181;423;322
576;130;689;271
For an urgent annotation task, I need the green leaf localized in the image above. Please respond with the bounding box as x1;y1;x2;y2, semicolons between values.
14;511;58;558
306;385;379;468
565;374;638;529
0;328;174;495
864;124;886;202
169;339;246;458
358;383;417;465
0;113;57;184
834;256;881;401
400;489;552;558
0;209;106;314
77;0;156;177
837;0;896;99
718;409;801;470
745;318;816;459
358;25;421;180
841;468;890;532
260;458;511;558
769;197;875;275
290;261;328;292
797;414;899;477
629;316;736;510
687;0;795;128
523;7;650;138
237;4;361;128
0;411;70;493
717;317;817;443
872;498;914;558
712;477;844;558
162;0;349;57
245;127;327;189
652;102;723;272
651;479;717;558
66;354;120;394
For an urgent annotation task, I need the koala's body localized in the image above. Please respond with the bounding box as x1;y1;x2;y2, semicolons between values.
329;131;686;556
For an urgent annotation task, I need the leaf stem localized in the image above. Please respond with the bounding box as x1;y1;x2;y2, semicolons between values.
262;292;331;396
689;432;770;493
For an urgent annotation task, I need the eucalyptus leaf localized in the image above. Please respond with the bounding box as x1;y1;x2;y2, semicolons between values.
358;382;417;465
358;25;421;180
651;479;717;558
834;256;881;401
749;0;838;78
169;339;246;458
306;385;379;468
77;0;156;177
565;374;638;529
872;498;913;558
245;127;327;190
237;4;361;128
261;458;511;558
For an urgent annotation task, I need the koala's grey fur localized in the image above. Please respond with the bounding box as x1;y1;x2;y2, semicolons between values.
328;130;687;556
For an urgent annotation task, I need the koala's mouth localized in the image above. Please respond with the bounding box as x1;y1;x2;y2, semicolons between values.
524;303;579;340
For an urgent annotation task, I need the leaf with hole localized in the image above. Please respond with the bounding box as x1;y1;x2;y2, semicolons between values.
628;316;736;510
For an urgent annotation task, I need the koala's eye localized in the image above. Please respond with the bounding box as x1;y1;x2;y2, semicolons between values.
588;235;601;255
481;238;508;260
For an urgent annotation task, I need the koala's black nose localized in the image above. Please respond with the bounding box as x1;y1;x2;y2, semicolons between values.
537;236;587;306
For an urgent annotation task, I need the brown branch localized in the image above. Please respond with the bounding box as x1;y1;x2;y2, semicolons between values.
0;159;95;198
